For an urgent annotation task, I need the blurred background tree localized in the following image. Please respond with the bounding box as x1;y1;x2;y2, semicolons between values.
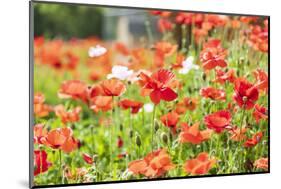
34;3;103;39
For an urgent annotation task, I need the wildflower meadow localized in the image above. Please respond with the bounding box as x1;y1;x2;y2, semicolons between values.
32;3;269;187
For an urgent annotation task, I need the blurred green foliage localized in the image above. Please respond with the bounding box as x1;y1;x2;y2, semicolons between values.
33;2;103;39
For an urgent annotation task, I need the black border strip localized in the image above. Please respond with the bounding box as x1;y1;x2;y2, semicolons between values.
29;1;270;188
29;1;35;188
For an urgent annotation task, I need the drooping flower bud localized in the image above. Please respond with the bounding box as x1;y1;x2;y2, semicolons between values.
135;135;142;147
161;132;168;144
129;129;134;138
154;120;160;132
202;72;207;81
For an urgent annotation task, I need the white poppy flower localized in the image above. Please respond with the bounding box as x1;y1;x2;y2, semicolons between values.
88;45;107;57
178;56;199;74
107;65;134;80
143;103;154;113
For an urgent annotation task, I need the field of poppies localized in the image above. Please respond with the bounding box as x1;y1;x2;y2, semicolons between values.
33;8;269;186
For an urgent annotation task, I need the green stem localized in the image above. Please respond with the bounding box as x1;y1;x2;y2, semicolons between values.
58;149;63;184
109;96;114;176
151;105;157;151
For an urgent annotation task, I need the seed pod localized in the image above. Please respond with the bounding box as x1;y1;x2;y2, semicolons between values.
135;135;141;147
202;72;207;81
161;133;168;144
129;129;134;138
154;120;160;132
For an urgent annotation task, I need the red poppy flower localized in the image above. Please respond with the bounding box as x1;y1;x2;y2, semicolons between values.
193;28;209;44
63;51;79;71
233;78;259;109
139;69;178;104
154;42;177;67
34;92;45;104
54;105;81;124
203;39;222;49
34;92;52;118
150;11;172;17
128;149;175;178
203;39;227;56
248;24;268;53
184;152;216;175
34;36;45;47
175;13;204;26
204;110;232;133
34;150;52;176
200;50;227;70
253;69;268;92
179;122;212;144
157;18;172;33
200;39;227;70
44;129;66;149
214;69;236;84
118;99;143;114
200;87;226;101
115;42;130;56
254;158;268;170
160;111;180;133
253;104;268;123
100;79;126;97
244;132;263;147
175;97;198;114
58;80;89;103
34;124;48;144
90;96;113;113
82;153;94;164
44;127;78;153
205;14;228;27
229;126;247;141
171;53;186;70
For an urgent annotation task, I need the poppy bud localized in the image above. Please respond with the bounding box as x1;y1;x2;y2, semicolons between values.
161;133;168;144
39;145;44;150
202;73;207;81
135;135;141;147
154;120;160;132
188;87;192;94
129;129;134;138
117;136;123;148
77;140;82;149
119;124;123;131
237;69;241;76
